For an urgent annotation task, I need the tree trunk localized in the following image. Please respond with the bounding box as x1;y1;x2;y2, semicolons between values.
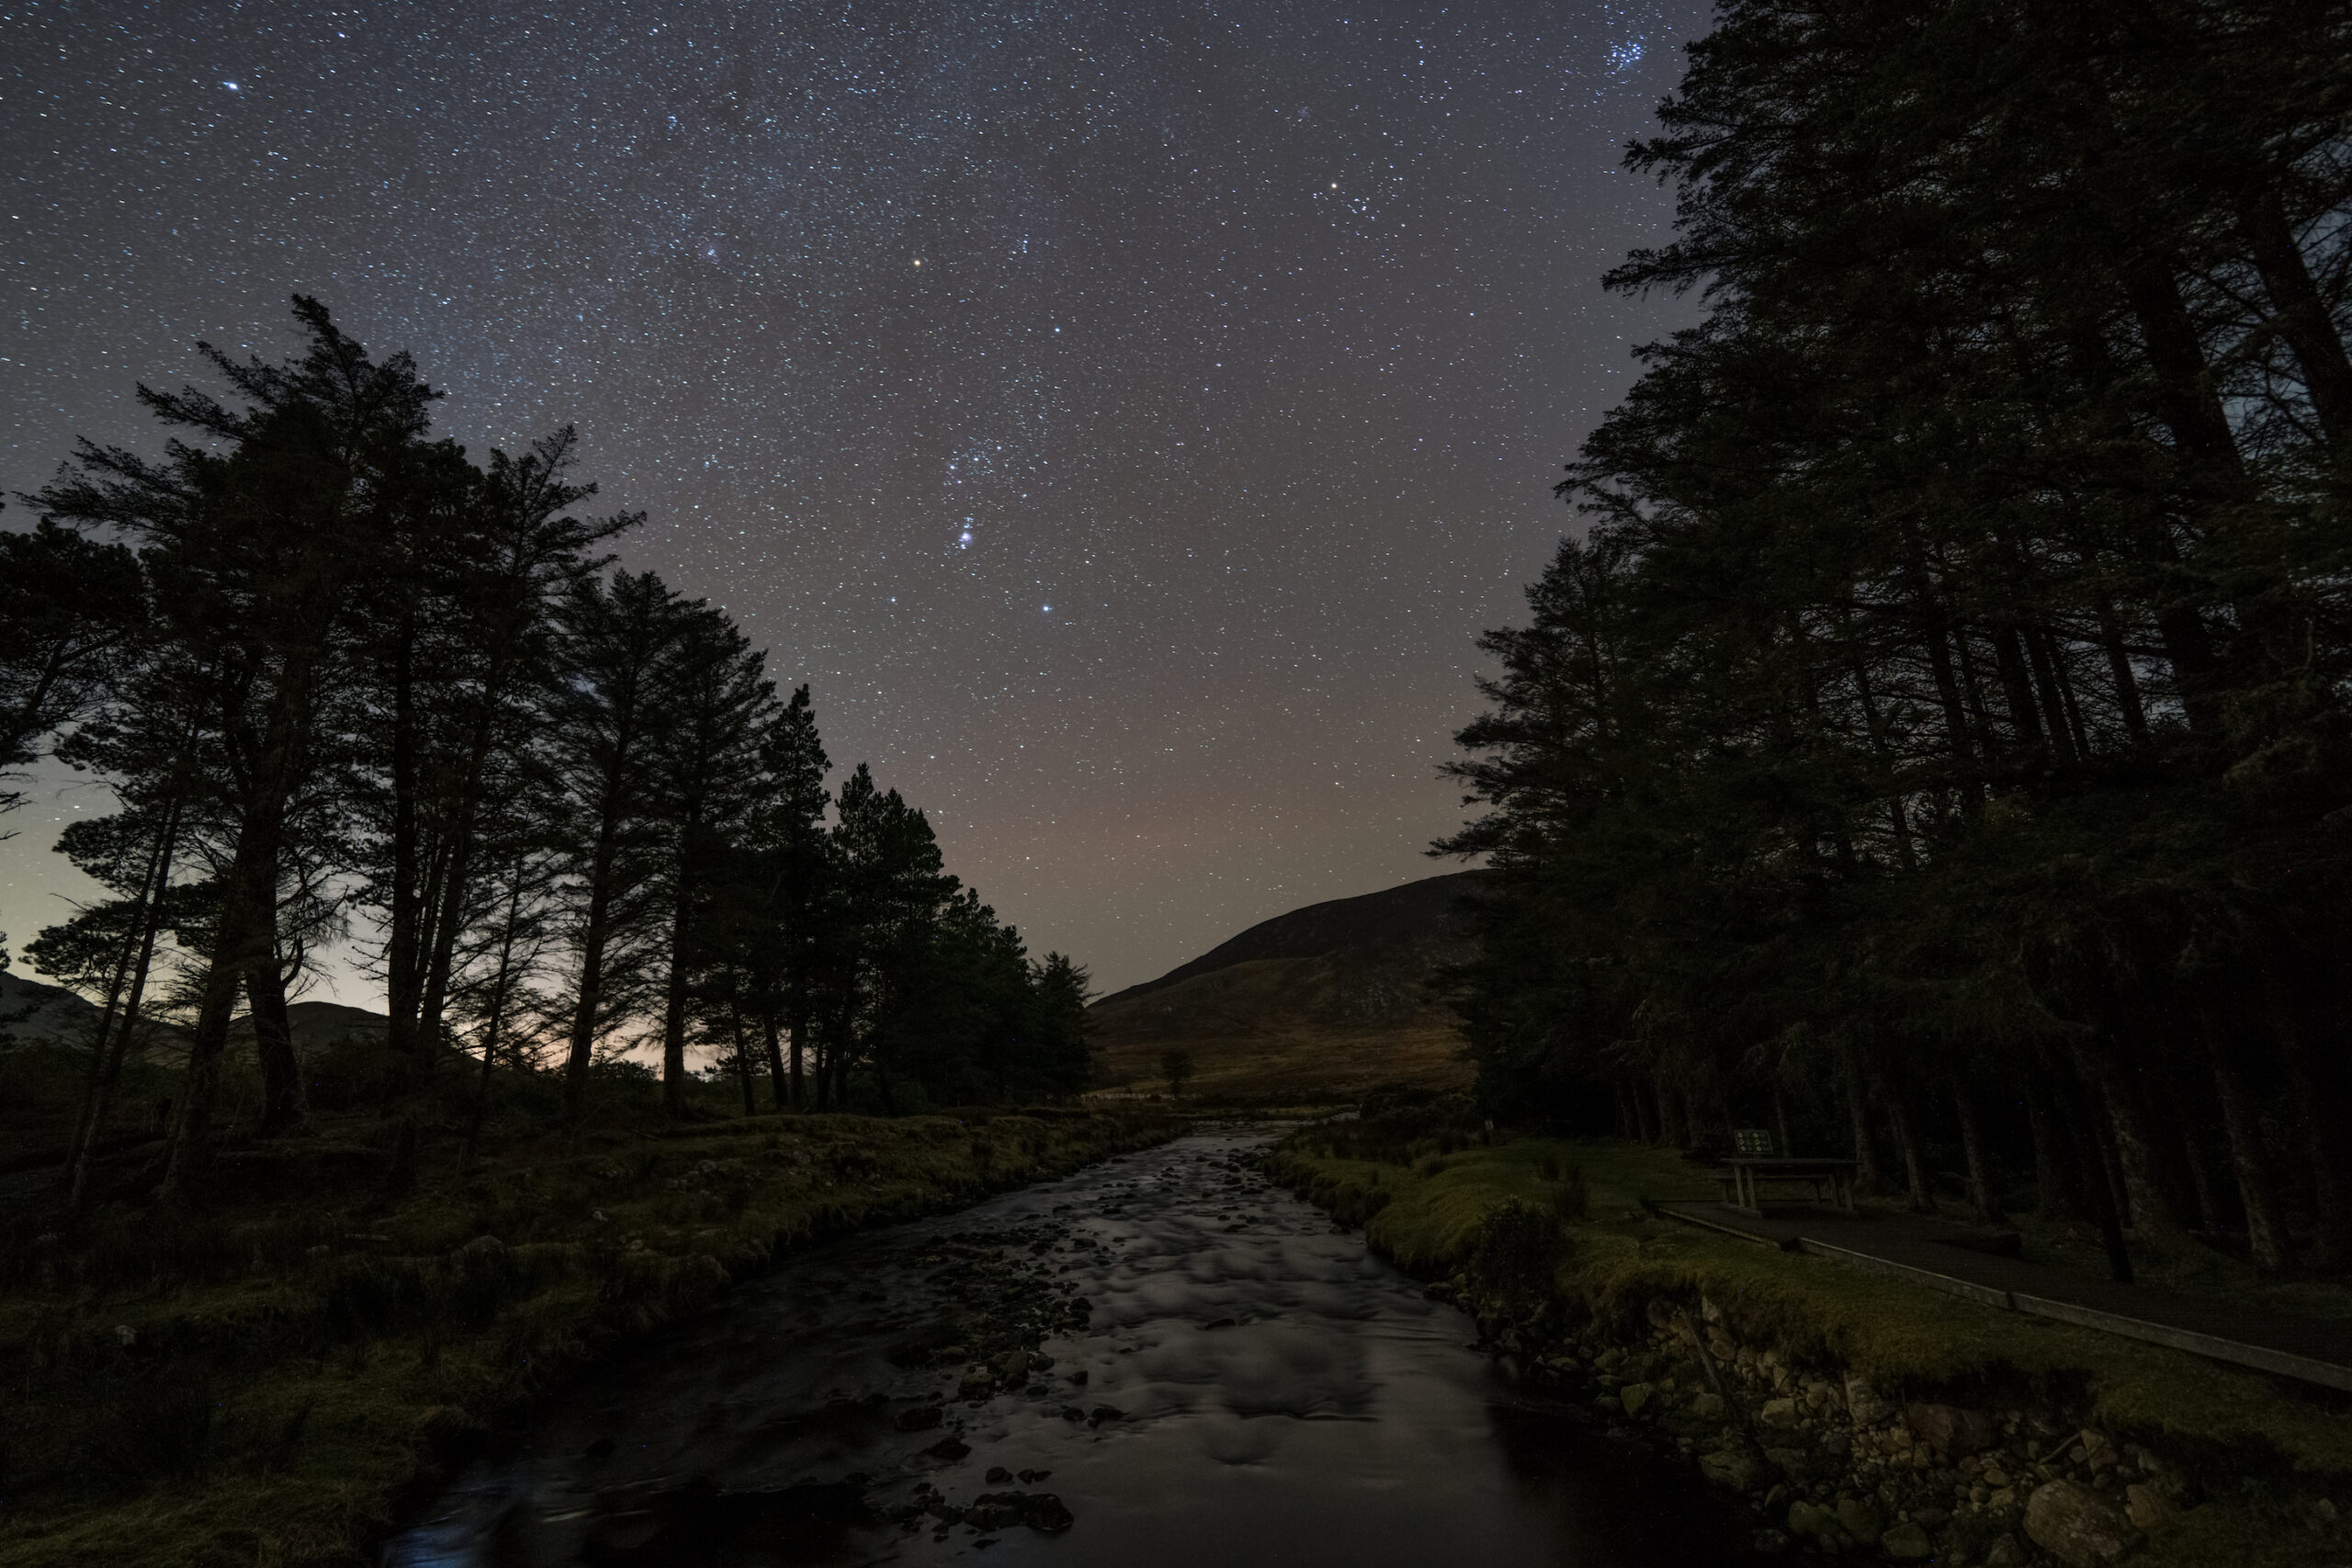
2209;1038;2290;1270
813;1008;837;1112
459;1000;503;1178
416;637;530;1066
2094;594;2151;742
65;799;182;1213
158;670;311;1206
729;1002;757;1117
763;1009;789;1112
661;852;695;1118
561;796;628;1118
2023;1067;2078;1222
789;1017;808;1110
249;943;307;1139
2026;627;2087;761
828;1003;856;1110
1949;1067;2002;1223
2080;1046;2192;1250
386;623;423;1083
2237;186;2352;442
459;863;527;1174
1654;1070;1682;1149
2061;1071;2135;1283
1991;624;2048;752
1885;1087;1936;1213
2123;254;2247;478
1841;1043;1883;1194
62;806;176;1201
2273;977;2352;1266
2169;1102;2223;1235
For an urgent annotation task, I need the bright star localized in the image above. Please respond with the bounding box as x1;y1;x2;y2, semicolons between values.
222;81;240;91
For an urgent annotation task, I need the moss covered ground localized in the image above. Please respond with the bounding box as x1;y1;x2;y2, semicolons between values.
0;1102;1180;1568
1272;1129;2352;1565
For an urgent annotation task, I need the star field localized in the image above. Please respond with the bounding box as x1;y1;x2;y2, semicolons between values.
2;0;1701;993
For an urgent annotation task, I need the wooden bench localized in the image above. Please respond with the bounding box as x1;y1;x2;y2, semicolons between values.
1718;1129;1859;1217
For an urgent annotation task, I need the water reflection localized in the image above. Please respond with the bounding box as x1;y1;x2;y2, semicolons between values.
388;1127;1761;1566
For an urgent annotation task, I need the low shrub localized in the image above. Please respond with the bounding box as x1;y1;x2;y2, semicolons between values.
1550;1165;1589;1222
1465;1197;1572;1307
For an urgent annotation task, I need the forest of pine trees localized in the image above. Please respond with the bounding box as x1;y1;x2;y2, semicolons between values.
1440;1;2352;1272
0;299;1094;1207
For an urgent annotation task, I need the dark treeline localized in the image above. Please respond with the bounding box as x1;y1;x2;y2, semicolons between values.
1441;1;2352;1272
0;300;1091;1208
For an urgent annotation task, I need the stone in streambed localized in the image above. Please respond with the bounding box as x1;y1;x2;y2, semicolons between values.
985;1466;1012;1484
1844;1374;1895;1427
2124;1483;2174;1530
894;1404;944;1432
1786;1500;1838;1540
1619;1382;1654;1416
1907;1401;1996;1456
925;1437;972;1461
2071;1428;2118;1472
1881;1520;1933;1560
969;1491;1074;1533
2026;1480;2139;1566
1835;1497;1883;1540
1700;1449;1766;1492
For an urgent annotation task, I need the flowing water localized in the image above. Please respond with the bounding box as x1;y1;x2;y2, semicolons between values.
388;1125;1762;1567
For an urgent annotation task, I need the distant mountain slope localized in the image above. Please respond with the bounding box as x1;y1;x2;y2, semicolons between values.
0;969;102;1044
2;969;390;1053
232;1000;391;1047
1096;870;1490;1007
1088;871;1487;1104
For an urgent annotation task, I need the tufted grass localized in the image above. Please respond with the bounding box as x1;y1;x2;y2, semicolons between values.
0;1106;1180;1568
1271;1133;2352;1483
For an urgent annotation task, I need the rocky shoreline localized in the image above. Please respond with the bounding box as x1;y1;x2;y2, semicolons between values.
1268;1145;2349;1568
1430;1280;2205;1565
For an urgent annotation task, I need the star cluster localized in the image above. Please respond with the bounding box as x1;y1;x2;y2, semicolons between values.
3;0;1700;991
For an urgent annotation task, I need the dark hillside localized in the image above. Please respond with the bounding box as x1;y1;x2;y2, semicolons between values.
1096;870;1489;1006
1088;871;1485;1104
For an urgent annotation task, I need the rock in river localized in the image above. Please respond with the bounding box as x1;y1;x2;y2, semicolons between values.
965;1491;1075;1533
2026;1480;2140;1566
1881;1520;1933;1560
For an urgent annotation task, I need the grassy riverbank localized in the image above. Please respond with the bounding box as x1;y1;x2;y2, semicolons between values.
1272;1131;2352;1566
0;1103;1181;1568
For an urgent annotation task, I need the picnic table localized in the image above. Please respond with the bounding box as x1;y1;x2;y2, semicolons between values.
1717;1129;1858;1216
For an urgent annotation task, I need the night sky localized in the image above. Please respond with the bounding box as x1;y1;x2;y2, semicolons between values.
2;0;1702;998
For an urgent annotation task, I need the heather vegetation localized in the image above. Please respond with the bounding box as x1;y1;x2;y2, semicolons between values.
1440;0;2352;1276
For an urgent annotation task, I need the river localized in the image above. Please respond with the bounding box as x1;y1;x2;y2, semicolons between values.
387;1124;1762;1566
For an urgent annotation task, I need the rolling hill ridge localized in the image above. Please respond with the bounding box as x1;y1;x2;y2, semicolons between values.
1087;870;1486;1104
